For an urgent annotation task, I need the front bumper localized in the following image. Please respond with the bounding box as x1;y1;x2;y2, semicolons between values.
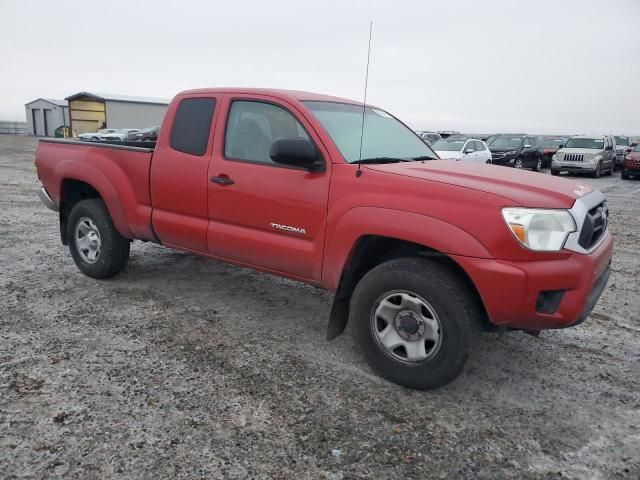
38;186;59;212
552;161;598;172
453;233;613;330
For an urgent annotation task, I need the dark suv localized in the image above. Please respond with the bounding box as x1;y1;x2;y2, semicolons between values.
488;135;543;170
128;126;160;141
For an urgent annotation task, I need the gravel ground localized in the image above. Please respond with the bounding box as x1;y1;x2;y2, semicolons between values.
1;135;639;479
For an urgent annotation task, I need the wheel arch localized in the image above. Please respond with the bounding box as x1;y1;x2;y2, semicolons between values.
324;207;493;340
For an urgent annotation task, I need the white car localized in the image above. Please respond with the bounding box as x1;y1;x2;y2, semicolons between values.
100;129;140;141
78;128;119;141
431;137;492;163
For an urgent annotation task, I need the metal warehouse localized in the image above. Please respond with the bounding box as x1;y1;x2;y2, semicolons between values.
25;98;69;137
64;92;169;136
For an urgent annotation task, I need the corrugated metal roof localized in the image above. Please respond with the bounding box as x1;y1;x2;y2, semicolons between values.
65;91;170;105
25;98;68;107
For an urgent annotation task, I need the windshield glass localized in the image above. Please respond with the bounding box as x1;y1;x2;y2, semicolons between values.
303;101;436;162
634;144;640;152
432;138;466;151
564;138;604;149
615;136;629;146
540;138;564;148
490;136;522;149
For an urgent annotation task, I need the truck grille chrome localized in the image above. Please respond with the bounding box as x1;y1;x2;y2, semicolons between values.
578;203;608;250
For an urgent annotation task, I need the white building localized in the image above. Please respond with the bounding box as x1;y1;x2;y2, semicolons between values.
64;92;169;137
25;98;69;137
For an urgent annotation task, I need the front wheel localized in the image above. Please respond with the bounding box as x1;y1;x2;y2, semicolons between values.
514;158;524;169
592;162;602;178
621;168;630;179
68;199;130;279
350;257;481;390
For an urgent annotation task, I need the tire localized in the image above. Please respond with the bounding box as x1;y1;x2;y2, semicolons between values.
621;168;630;180
350;257;481;390
514;158;524;169
592;162;601;178
533;157;541;172
551;169;560;176
91;136;99;141
67;199;130;279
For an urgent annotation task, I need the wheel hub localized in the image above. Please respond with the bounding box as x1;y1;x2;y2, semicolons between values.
75;217;102;264
395;310;424;340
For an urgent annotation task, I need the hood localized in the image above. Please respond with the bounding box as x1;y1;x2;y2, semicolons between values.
366;160;591;208
434;150;463;160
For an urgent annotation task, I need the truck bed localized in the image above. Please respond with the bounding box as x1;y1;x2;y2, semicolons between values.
35;138;156;241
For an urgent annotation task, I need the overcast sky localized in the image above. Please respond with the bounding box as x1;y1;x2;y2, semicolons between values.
1;0;638;134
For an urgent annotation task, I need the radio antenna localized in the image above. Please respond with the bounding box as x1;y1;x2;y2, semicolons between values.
356;21;373;177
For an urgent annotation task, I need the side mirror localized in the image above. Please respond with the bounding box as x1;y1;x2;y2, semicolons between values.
464;148;474;154
523;144;532;149
269;138;323;172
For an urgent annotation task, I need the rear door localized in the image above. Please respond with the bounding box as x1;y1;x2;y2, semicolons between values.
150;95;219;252
206;94;331;281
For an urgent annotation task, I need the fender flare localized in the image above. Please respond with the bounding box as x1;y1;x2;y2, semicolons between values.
54;159;134;239
323;207;492;291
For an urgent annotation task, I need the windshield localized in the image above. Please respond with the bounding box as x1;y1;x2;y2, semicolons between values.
432;138;466;151
634;144;640;152
540;138;564;148
490;136;522;149
564;138;604;149
615;136;629;146
303;101;436;162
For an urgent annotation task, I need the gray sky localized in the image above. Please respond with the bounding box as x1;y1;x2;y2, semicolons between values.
1;0;639;135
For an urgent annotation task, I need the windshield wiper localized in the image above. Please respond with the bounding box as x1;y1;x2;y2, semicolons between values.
352;157;411;164
411;155;435;161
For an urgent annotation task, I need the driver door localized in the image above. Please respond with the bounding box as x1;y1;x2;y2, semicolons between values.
206;94;331;282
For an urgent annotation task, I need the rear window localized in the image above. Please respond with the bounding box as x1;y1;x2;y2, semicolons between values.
170;98;216;156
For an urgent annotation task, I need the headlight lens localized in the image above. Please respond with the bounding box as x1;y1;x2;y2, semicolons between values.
501;208;576;251
552;154;558;161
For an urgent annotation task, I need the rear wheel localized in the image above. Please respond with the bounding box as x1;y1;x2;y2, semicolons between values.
551;169;560;176
533;158;542;171
68;199;130;279
350;257;481;390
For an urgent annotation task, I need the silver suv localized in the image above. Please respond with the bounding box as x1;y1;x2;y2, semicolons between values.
551;135;615;178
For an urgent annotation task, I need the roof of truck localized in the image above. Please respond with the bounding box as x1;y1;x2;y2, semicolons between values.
177;88;363;105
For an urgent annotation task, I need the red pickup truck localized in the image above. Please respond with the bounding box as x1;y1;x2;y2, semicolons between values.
35;88;613;390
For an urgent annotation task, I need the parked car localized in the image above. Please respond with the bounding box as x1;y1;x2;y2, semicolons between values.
101;129;140;141
431;136;492;163
614;136;631;167
78;128;118;141
621;144;640;179
416;131;442;146
437;130;460;139
34;87;612;391
128;126;160;141
551;136;615;178
488;135;543;170
538;136;566;167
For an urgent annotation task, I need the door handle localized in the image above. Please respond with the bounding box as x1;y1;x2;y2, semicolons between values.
210;175;234;186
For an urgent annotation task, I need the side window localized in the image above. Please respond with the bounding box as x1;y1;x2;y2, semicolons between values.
474;140;485;151
224;100;310;165
464;140;475;152
170;97;216;156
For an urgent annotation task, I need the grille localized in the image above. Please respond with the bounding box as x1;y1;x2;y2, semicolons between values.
564;153;584;162
578;203;608;250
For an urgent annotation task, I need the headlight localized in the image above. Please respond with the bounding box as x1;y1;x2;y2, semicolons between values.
501;208;576;251
506;150;517;155
552;154;558;161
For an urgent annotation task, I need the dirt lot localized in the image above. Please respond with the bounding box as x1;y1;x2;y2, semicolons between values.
1;135;639;479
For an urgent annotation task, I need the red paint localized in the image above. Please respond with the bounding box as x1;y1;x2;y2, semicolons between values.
35;88;613;330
